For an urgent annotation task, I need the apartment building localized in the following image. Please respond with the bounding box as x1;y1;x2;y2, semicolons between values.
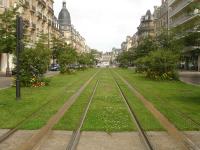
137;10;155;43
132;33;139;49
169;0;200;71
153;0;169;35
0;0;63;73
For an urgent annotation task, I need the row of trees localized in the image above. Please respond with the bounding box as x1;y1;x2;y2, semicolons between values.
0;6;96;87
117;30;184;80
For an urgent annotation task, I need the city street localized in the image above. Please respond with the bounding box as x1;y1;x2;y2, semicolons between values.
0;0;199;149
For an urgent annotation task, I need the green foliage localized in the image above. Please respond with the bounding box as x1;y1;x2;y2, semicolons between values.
18;36;51;87
116;50;135;68
57;45;77;74
51;35;65;60
138;50;179;80
134;38;158;59
0;7;16;54
77;52;95;69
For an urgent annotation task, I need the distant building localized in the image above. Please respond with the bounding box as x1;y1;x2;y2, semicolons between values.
97;52;113;68
132;33;139;49
137;10;155;43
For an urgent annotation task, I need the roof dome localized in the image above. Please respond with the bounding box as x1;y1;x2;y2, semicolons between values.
58;1;71;27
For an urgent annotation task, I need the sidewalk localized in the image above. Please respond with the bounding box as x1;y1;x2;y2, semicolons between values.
0;71;59;90
0;76;12;90
179;71;200;86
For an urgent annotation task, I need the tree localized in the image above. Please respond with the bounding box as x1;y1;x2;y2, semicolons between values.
0;7;18;76
57;44;77;73
116;50;135;68
134;30;183;79
51;35;65;64
18;35;51;87
77;52;95;69
138;50;179;80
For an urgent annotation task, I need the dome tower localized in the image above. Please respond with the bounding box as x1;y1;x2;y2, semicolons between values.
58;1;71;30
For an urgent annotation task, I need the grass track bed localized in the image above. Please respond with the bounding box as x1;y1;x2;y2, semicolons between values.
115;75;164;131
82;69;135;132
0;69;97;129
115;69;200;131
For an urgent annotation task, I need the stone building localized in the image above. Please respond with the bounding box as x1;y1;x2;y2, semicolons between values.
120;36;134;51
137;10;155;43
0;0;90;73
169;0;200;71
131;33;139;49
0;0;63;73
58;1;87;53
153;0;169;36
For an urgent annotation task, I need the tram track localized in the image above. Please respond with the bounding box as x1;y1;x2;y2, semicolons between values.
66;80;99;150
111;71;154;150
0;72;91;144
112;70;200;150
14;70;100;150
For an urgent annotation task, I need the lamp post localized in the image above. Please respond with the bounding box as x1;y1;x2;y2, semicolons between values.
16;15;23;100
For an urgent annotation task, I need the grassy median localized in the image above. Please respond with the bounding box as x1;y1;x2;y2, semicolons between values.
0;69;97;129
115;68;200;130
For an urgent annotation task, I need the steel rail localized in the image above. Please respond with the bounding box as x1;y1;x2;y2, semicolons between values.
113;70;200;150
16;70;100;150
66;80;99;150
111;72;154;150
0;75;84;144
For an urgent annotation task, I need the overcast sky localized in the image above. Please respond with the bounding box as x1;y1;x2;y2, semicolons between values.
54;0;161;52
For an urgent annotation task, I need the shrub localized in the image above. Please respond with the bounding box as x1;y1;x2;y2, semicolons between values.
17;41;51;87
138;49;180;80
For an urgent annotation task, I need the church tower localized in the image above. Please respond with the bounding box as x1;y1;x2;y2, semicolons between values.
58;0;71;31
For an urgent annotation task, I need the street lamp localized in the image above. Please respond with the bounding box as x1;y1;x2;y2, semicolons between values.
16;15;23;100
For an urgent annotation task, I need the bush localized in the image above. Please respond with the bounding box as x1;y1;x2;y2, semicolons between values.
17;42;51;87
138;49;179;80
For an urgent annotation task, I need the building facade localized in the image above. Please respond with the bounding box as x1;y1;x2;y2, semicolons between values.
169;0;200;71
0;0;63;73
137;10;155;43
0;0;90;73
58;1;88;54
153;0;169;36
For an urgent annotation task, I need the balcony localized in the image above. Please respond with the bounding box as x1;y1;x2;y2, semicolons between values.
37;0;46;8
170;12;200;27
31;23;36;30
169;0;193;17
138;25;154;32
48;19;52;26
37;11;42;19
48;6;54;14
30;5;36;13
43;16;47;22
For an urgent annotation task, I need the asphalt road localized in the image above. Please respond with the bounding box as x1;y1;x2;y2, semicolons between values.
179;71;200;86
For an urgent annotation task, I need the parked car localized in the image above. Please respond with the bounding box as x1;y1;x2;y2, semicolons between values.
49;64;60;71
